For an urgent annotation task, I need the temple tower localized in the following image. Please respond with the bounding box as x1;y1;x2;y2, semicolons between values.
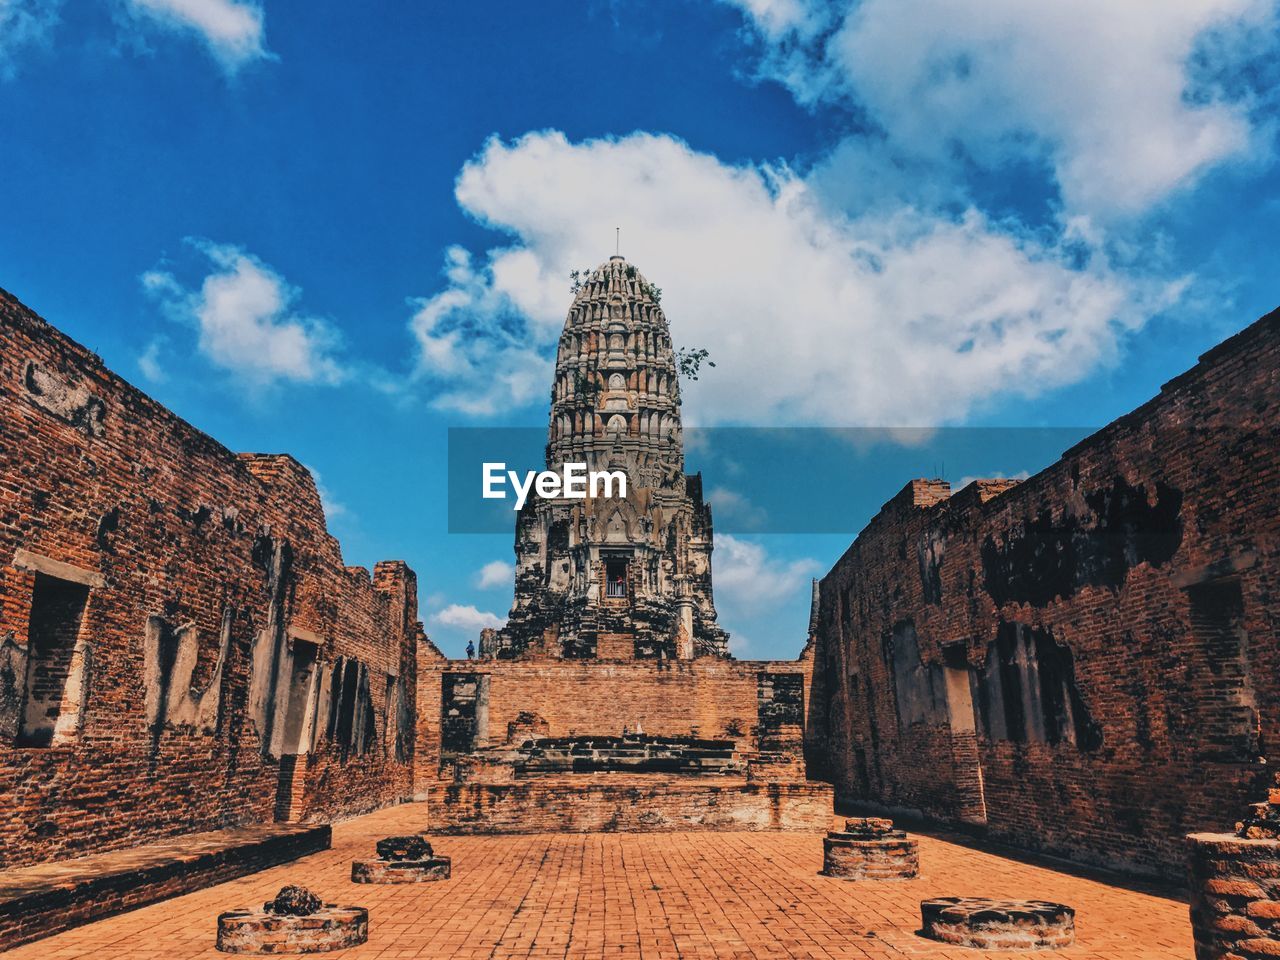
486;255;730;660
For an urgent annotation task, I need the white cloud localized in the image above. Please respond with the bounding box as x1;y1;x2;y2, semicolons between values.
713;534;821;613
723;0;1277;218
0;0;61;80
707;486;768;530
408;246;555;415
475;560;514;589
413;130;1175;426
726;628;755;658
124;0;269;71
143;240;345;388
432;603;505;633
726;0;817;40
137;337;167;383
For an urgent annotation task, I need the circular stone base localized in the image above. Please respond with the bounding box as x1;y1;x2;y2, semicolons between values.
920;898;1075;950
216;906;368;954
1187;832;1280;960
351;856;452;883
822;834;918;880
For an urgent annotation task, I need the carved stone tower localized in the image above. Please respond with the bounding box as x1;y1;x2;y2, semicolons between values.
486;255;730;660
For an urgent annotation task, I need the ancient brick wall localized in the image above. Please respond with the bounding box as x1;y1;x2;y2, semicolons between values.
414;639;446;796
0;823;331;951
0;289;422;869
811;307;1280;879
428;777;833;833
416;658;811;781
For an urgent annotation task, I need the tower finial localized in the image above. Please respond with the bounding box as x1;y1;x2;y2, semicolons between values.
615;226;620;256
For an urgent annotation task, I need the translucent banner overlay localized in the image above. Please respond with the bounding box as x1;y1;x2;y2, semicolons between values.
448;427;1100;535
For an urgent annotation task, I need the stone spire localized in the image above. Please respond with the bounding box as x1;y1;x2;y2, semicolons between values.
807;579;821;637
546;256;682;483
491;255;730;661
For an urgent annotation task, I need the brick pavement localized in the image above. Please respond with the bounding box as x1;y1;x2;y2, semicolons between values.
6;802;1191;959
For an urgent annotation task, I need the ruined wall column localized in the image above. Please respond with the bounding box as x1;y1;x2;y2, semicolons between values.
674;576;694;660
1187;833;1280;958
1187;780;1280;958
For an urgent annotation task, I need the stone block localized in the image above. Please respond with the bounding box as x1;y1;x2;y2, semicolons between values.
217;899;368;954
375;835;433;862
351;856;451;883
919;897;1075;950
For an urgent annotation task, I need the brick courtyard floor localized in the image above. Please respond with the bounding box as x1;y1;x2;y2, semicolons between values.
9;802;1191;960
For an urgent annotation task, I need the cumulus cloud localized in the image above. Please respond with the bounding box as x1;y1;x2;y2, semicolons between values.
707;487;768;530
725;0;818;40
123;0;269;71
722;0;1277;218
726;628;756;658
137;337;167;383
142;240;345;388
432;603;505;633
0;0;61;80
713;534;821;613
408;246;554;415
475;560;514;589
411;130;1175;426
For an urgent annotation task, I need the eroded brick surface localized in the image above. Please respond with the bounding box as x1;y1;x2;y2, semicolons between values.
0;822;330;950
428;775;834;834
0;289;433;870
920;897;1075;951
823;818;919;880
811;307;1280;879
216;902;369;954
1;802;1192;959
417;658;814;794
350;856;451;883
1187;820;1280;960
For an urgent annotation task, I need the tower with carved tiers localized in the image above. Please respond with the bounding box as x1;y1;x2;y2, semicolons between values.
485;255;730;660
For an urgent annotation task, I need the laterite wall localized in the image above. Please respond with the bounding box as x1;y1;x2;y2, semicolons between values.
811;307;1280;879
416;657;811;788
0;289;422;869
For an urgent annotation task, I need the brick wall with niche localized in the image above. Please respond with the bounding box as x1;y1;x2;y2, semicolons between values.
417;657;813;777
0;289;425;869
810;306;1280;880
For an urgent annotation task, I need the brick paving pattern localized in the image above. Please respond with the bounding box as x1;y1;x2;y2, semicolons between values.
8;803;1191;960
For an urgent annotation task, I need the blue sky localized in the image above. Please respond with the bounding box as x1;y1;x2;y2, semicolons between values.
3;0;1278;658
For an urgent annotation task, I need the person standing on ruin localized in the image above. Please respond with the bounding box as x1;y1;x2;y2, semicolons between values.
465;639;475;660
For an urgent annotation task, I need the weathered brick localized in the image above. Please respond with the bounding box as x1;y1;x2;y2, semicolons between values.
811;306;1280;880
0;289;431;878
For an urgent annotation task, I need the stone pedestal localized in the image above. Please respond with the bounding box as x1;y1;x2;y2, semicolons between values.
216;887;367;954
1187;833;1280;959
822;817;918;880
352;835;451;884
352;856;451;883
919;897;1074;950
1185;775;1280;959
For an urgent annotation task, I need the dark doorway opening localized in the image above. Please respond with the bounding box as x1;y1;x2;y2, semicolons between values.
18;574;90;748
605;557;628;598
